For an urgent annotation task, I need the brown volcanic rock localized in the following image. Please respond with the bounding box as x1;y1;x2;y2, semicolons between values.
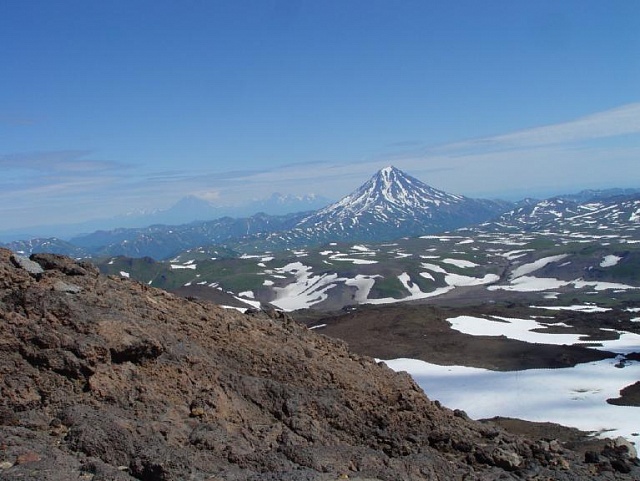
0;248;637;480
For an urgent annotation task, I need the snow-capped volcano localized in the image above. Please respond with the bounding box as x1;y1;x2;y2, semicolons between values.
302;166;466;226
275;166;511;245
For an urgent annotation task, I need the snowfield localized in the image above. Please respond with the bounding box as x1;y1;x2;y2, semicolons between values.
385;357;640;442
383;305;640;443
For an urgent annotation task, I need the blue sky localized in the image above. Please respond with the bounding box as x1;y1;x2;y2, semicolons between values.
1;1;639;234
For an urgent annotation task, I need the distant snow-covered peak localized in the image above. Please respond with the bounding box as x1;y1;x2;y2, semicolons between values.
314;166;465;219
285;166;513;246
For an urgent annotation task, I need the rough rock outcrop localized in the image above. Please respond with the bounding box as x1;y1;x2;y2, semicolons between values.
0;248;637;480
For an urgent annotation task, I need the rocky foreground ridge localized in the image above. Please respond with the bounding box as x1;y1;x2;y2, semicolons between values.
0;248;638;480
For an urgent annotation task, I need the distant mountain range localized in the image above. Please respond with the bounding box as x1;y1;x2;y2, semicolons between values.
0;192;330;243
556;187;640;204
481;194;640;235
145;192;331;226
3;166;639;260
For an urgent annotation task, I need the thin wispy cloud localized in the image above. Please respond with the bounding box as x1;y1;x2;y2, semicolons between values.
0;151;132;214
440;102;640;152
0;150;128;174
0;175;122;199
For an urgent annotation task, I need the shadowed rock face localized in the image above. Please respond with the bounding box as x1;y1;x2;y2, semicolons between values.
0;248;637;480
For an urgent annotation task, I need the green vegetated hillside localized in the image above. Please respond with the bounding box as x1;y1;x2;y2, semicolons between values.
97;227;640;312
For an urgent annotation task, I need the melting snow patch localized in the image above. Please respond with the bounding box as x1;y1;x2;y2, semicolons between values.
420;235;463;241
510;255;568;279
600;255;622;268
447;315;640;354
487;239;528;246
420;272;435;281
344;275;380;302
420;263;447;274
221;305;248;313
572;280;639;291
445;273;499;287
442;258;479;268
119;271;130;278
170;264;197;270
365;273;454;305
531;305;611;313
447;315;586;346
398;272;421;295
490;276;639;293
270;263;343;311
331;257;378;265
233;296;261;309
489;276;568;292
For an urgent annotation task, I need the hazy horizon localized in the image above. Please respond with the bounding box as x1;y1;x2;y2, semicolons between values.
2;164;638;243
